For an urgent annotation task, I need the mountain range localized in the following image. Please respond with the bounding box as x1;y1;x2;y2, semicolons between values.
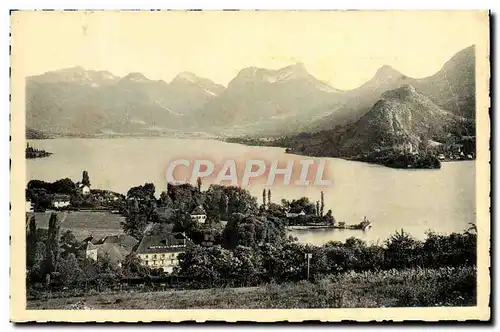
25;45;475;138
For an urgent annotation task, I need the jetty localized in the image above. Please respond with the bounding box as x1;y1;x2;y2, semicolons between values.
287;217;373;231
333;217;373;231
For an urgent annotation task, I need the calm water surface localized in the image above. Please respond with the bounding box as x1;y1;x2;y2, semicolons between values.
27;138;475;245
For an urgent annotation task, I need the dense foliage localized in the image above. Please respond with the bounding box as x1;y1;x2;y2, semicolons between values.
173;229;476;287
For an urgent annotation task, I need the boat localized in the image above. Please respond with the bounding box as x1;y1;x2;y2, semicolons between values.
359;216;372;230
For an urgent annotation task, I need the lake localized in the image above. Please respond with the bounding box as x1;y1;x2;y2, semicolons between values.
26;138;475;245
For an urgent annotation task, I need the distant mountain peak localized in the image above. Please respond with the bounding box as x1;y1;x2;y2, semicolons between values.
122;72;150;82
172;71;202;84
375;65;402;79
233;63;312;85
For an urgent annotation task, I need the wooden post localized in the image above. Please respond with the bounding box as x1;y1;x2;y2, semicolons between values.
305;253;312;280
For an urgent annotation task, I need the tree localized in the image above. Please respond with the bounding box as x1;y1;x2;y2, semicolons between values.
325;209;335;226
262;189;266;208
45;213;61;274
127;183;156;201
120;253;150;279
221;193;229;216
288;197;315;215
82;170;91;187
60;230;78;247
159;191;173;207
58;253;82;286
27;215;37;270
123;211;149;239
385;229;420;269
316;201;320;216
267;189;271;206
30;241;47;281
266;203;285;217
197;177;202;192
320;191;325;217
167;183;200;213
205;185;258;220
51;178;76;195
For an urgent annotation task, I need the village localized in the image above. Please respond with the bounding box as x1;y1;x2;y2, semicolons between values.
25;170;376;280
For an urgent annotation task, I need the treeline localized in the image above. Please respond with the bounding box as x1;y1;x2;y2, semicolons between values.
356;152;442;169
174;228;476;288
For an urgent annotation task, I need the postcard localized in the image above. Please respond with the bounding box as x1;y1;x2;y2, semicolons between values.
10;10;490;322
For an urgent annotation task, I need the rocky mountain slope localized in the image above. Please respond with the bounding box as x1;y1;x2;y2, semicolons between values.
308;45;475;132
197;63;343;129
26;67;224;135
283;85;474;159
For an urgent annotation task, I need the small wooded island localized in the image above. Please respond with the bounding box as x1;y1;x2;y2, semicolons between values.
26;143;52;159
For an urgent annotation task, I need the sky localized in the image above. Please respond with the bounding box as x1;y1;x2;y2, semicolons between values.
11;10;486;90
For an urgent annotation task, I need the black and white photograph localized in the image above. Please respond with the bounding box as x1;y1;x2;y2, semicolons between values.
9;10;490;322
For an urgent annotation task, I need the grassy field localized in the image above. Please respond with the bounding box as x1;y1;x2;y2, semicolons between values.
27;266;475;309
27;211;125;241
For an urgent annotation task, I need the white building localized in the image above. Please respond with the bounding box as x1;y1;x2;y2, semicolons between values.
136;233;193;273
52;194;71;208
78;183;91;196
78;241;98;261
285;209;306;218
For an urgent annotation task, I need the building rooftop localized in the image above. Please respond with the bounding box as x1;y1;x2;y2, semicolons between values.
136;232;194;254
78;241;97;251
52;194;71;202
95;234;139;250
191;205;207;215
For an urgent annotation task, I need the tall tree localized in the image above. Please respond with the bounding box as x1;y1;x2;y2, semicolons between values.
45;213;61;274
316;201;320;216
220;193;229;216
197;177;202;192
27;215;37;270
267;189;271;206
262;189;266;208
325;209;335;226
320;191;325;217
58;253;82;287
82;170;91;187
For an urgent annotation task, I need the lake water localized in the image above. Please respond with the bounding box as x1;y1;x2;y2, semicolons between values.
27;138;475;245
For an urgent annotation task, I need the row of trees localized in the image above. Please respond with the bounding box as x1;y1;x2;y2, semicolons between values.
174;229;477;287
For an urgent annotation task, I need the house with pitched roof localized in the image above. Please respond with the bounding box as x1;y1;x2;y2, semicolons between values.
77;241;98;261
190;205;207;224
135;232;194;273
